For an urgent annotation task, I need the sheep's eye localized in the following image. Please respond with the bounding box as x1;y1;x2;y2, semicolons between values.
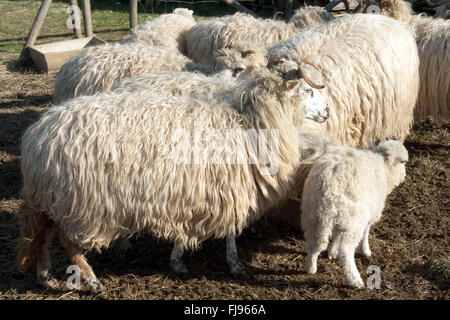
241;50;255;58
305;88;313;96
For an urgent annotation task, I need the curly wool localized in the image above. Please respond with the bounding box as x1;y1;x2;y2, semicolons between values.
21;69;309;252
268;13;419;148
53;42;192;104
121;8;196;54
288;5;335;29
185;13;298;66
359;0;449;120
301;139;408;287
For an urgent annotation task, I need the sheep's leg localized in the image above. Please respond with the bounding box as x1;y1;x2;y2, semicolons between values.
226;233;247;277
36;222;59;290
304;229;329;274
59;234;103;292
357;224;372;257
328;231;341;260
338;233;364;288
169;241;189;274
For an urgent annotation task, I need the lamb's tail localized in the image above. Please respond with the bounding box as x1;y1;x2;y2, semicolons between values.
16;203;48;272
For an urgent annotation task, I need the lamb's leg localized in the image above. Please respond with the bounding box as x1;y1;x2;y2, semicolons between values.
59;234;103;292
304;229;329;274
170;241;189;274
338;233;364;288
36;222;59;290
226;233;247;277
328;231;341;260
357;224;372;257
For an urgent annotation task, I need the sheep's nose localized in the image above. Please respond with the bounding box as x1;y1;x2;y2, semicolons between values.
324;106;330;119
233;66;245;77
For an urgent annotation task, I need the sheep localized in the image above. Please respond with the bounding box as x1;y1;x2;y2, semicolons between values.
288;5;336;29
185;13;298;66
342;0;450;121
268;13;420;148
53;42;201;104
408;14;450;121
17;66;330;291
301;139;408;288
120;8;196;54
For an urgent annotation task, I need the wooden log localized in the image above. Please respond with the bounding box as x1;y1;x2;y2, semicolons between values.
285;0;294;21
222;0;260;18
130;0;138;32
20;0;53;62
69;0;82;39
81;0;93;37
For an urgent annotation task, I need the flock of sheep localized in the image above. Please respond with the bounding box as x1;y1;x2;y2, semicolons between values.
16;0;449;291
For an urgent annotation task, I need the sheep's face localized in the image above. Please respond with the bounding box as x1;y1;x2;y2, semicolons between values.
373;140;409;190
214;45;267;78
281;68;329;123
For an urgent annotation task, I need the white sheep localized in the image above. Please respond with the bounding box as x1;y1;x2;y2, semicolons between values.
53;42;199;104
120;8;196;54
288;5;336;29
185;13;298;66
17;66;329;291
268;13;420;148
343;0;450;121
301;139;408;288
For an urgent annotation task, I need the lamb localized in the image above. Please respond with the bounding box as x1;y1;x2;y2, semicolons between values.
17;66;329;291
268;13;420;148
301;139;408;288
120;8;196;54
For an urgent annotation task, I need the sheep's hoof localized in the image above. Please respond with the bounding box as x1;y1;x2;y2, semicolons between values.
304;262;317;274
39;275;60;291
328;252;338;260
86;278;103;292
230;268;249;279
347;278;365;289
363;249;372;257
170;262;189;275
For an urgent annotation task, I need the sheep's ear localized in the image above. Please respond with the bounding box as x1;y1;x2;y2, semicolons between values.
282;80;299;93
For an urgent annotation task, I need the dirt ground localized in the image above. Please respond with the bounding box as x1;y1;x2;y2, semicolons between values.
0;60;448;300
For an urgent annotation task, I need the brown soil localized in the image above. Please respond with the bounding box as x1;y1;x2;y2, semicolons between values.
0;62;448;300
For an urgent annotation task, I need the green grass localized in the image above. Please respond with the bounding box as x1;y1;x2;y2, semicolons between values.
0;0;237;63
425;257;450;287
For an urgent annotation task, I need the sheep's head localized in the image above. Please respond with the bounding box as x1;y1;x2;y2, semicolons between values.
326;0;412;22
373;140;408;190
214;43;267;78
265;60;329;124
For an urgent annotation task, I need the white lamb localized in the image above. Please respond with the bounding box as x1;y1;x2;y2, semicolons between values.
301;139;408;288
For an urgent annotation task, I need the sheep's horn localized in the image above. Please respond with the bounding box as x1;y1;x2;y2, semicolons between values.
325;0;344;11
426;0;447;8
297;68;325;90
353;3;366;13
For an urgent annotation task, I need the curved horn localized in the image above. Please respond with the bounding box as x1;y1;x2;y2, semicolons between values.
297;68;325;90
353;3;366;13
325;0;344;11
426;0;447;8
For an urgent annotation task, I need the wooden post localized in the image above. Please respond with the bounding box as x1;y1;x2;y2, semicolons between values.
130;0;138;32
81;0;93;37
20;0;53;62
69;0;82;38
285;0;294;22
222;0;259;18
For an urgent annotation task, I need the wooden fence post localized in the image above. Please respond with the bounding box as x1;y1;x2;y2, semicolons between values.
81;0;93;37
20;0;53;62
130;0;138;32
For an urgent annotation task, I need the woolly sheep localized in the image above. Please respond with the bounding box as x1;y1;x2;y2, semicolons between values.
121;8;196;54
268;13;420;148
53;42;196;104
301;139;408;288
288;5;336;29
185;13;298;66
347;0;450;120
17;66;329;291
